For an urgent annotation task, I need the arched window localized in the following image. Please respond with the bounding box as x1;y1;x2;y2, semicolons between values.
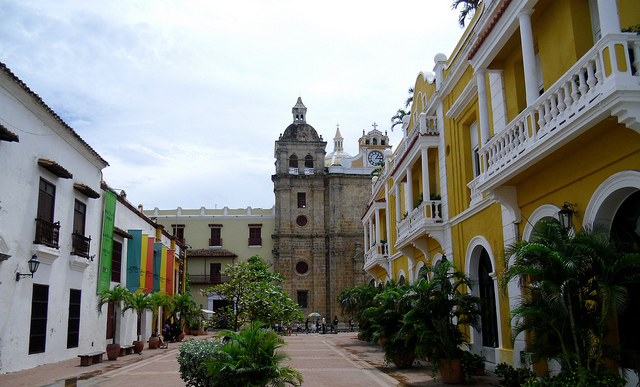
304;155;313;168
373;138;378;145
289;155;298;168
612;190;640;368
479;250;499;348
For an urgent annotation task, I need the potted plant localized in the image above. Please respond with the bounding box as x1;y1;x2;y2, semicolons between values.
97;285;130;360
148;292;170;349
123;291;152;353
461;351;486;376
401;261;482;384
363;281;416;368
189;320;203;336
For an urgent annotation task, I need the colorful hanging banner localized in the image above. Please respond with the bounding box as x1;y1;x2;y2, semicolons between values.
125;230;142;292
153;242;162;293
166;249;175;295
140;234;149;293
159;245;167;294
98;190;117;292
146;237;155;293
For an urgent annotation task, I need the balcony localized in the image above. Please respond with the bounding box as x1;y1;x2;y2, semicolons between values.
189;274;231;285
363;242;390;274
304;167;314;175
34;218;60;248
71;232;91;258
470;33;640;200
209;238;222;247
396;200;443;247
248;237;262;246
289;167;299;175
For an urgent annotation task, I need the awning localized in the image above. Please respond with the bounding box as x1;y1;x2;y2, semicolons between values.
0;124;19;142
38;158;72;179
73;183;100;199
201;309;215;314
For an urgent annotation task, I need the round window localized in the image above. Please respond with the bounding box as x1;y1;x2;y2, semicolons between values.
296;261;309;275
296;215;308;227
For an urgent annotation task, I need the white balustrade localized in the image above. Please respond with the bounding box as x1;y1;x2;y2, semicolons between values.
478;34;640;181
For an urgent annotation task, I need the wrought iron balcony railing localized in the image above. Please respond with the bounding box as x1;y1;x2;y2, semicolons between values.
34;218;60;248
71;232;91;258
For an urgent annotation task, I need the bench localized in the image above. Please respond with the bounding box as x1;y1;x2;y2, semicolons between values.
119;344;135;356
78;351;105;366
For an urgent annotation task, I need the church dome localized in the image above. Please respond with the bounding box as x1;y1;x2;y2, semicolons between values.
281;122;321;142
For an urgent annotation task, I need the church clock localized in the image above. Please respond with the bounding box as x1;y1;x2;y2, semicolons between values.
368;150;383;166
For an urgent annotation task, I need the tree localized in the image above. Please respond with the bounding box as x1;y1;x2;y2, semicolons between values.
171;292;197;331
97;285;130;345
148;292;171;335
501;219;640;375
123;291;152;341
203;256;303;331
203;322;303;387
390;109;409;131
452;0;480;27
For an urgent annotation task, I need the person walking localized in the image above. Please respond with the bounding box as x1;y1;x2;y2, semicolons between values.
305;318;310;334
333;316;339;333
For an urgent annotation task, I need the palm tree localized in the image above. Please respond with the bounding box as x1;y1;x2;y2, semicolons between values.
148;292;171;335
97;285;130;345
171;292;197;331
501;219;640;374
390;109;408;131
452;0;481;27
123;291;152;342
204;322;303;386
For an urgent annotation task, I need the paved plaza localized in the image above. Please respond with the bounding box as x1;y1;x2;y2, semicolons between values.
0;332;500;386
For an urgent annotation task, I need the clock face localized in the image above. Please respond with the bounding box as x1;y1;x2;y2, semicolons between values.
368;150;383;166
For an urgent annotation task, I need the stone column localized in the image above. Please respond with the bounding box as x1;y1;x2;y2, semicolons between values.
375;209;381;244
363;218;369;250
421;148;430;201
405;168;413;214
518;9;540;106
476;70;492;146
395;183;402;222
597;0;620;36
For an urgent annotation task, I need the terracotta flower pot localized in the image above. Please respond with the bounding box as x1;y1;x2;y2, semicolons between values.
176;332;186;342
392;351;415;369
106;343;120;360
133;340;145;353
378;337;389;347
439;358;463;384
148;336;160;349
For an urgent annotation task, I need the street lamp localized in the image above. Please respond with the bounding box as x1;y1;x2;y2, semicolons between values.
16;254;40;281
558;202;577;230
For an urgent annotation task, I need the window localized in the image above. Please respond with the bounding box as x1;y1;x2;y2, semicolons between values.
470;122;481;178
35;178;59;248
297;192;306;208
373;138;378;145
67;289;81;348
296;216;308;227
304;155;313;168
210;263;222;284
111;240;122;282
210;226;222;246
296;261;309;275
297;291;308;309
29;284;49;354
172;225;185;244
71;200;90;257
248;225;262;246
289;155;298;168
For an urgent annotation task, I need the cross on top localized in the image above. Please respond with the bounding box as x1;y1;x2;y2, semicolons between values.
372;122;378;130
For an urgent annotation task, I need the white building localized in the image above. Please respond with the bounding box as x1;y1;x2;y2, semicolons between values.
0;61;108;373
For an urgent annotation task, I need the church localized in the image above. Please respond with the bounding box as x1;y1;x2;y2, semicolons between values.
272;98;391;321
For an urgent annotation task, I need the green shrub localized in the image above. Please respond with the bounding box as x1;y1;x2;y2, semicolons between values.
495;363;536;387
177;339;221;387
522;369;626;387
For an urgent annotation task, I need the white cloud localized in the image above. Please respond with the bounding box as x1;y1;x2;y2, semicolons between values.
0;0;465;210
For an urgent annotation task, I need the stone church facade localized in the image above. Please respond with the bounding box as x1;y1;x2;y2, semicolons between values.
272;98;391;321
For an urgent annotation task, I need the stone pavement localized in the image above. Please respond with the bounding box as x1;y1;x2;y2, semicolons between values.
0;331;501;386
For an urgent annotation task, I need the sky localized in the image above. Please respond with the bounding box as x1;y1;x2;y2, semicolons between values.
0;0;466;210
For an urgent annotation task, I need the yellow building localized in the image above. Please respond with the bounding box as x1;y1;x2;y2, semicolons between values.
146;206;275;313
363;0;640;374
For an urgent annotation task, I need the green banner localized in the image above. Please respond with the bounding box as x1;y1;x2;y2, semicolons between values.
126;230;142;292
98;190;117;292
